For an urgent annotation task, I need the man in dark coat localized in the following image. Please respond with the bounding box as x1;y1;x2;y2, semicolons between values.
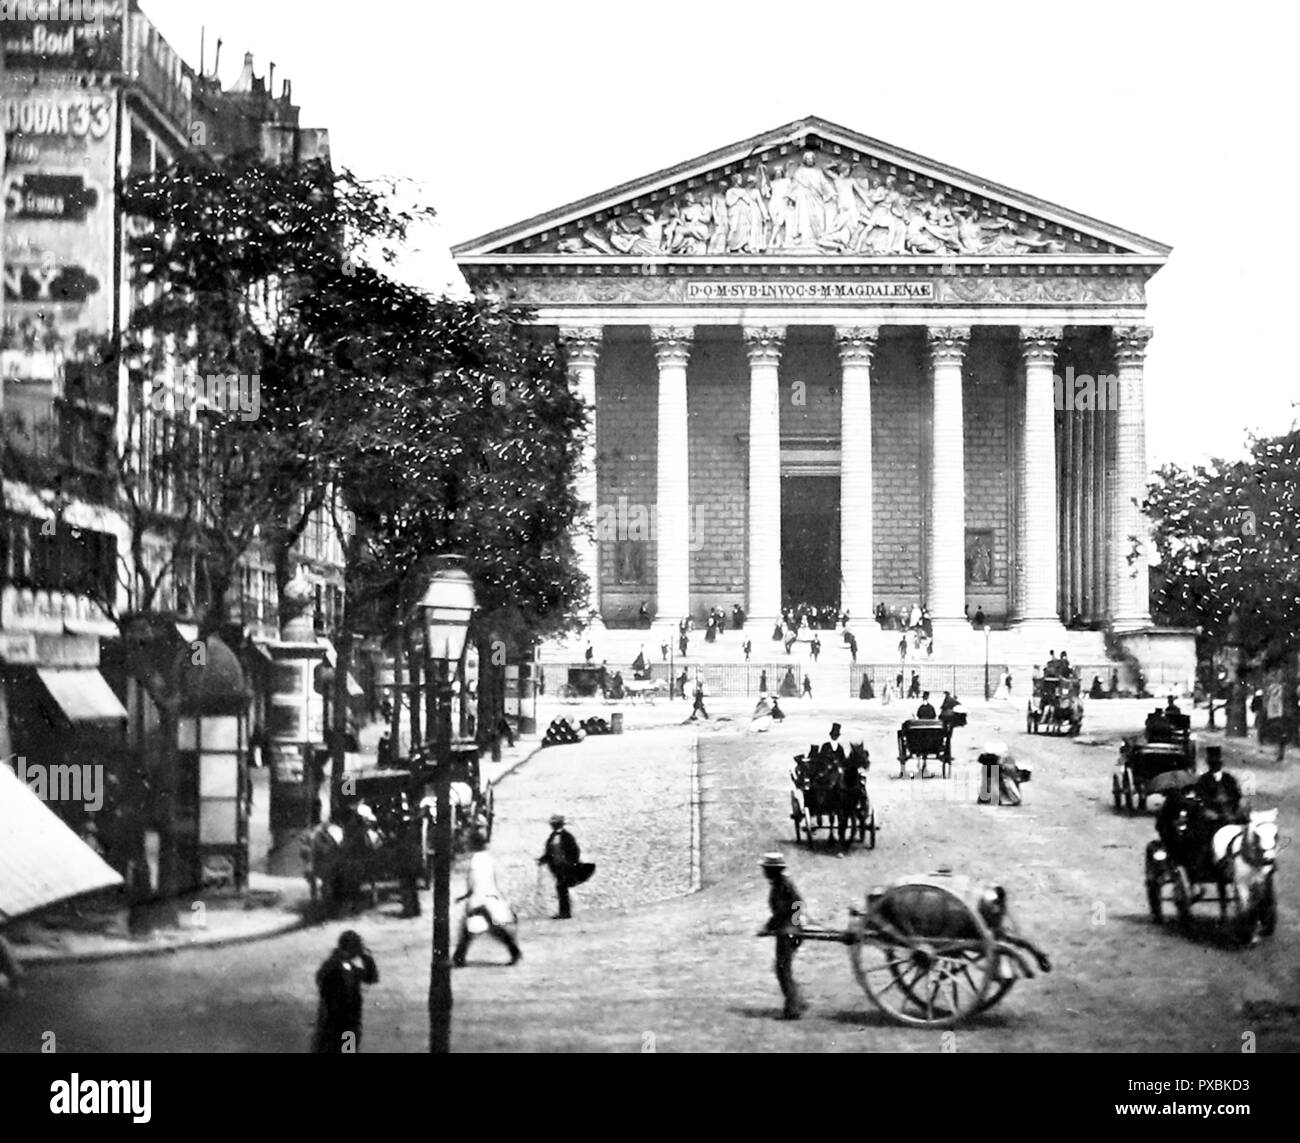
757;853;807;1019
537;814;586;919
916;691;937;719
312;930;378;1053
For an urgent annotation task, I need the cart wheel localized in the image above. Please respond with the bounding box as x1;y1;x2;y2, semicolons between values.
1122;771;1134;812
1112;774;1123;812
850;895;995;1028
974;961;1018;1014
1258;874;1277;937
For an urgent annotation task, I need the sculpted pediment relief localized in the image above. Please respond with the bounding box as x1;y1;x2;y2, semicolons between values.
456;119;1169;263
552;151;1076;259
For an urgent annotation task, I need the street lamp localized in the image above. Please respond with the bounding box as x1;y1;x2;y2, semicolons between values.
983;626;992;702
416;555;477;1055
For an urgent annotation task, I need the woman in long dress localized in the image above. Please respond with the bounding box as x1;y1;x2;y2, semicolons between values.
992;670;1011;702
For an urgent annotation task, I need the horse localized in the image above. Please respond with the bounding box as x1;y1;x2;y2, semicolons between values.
791;742;872;848
1210;809;1279;944
302;807;383;913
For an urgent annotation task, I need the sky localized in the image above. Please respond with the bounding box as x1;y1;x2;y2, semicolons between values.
141;0;1299;471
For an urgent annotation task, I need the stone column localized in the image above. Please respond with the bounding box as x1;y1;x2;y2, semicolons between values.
836;326;878;623
745;326;784;626
560;326;603;627
652;326;693;625
926;327;969;626
1108;326;1153;631
1018;326;1065;628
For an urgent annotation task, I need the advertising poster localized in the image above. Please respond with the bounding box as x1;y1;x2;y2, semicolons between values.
2;77;117;347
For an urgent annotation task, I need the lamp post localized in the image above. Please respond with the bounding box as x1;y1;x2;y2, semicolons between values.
983;626;991;702
416;555;477;1054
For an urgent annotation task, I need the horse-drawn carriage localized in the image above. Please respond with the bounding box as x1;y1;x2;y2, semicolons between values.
1145;792;1279;945
303;742;494;910
782;870;1052;1027
1027;675;1083;736
1113;741;1195;813
790;742;876;848
897;719;954;778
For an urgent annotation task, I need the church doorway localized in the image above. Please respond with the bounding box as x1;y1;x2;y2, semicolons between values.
781;475;840;610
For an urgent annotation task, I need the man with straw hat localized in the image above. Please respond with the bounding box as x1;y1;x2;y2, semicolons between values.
756;853;807;1019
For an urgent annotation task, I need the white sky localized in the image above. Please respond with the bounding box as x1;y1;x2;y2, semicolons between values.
142;0;1299;471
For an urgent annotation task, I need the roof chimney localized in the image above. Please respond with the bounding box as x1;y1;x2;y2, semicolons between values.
230;51;257;94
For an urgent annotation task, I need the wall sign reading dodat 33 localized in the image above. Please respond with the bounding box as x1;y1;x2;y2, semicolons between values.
684;280;934;302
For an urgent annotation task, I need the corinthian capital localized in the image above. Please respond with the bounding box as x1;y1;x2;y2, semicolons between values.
1020;326;1063;367
559;326;603;368
928;326;970;366
835;326;880;367
1113;326;1154;367
651;326;694;368
743;326;785;367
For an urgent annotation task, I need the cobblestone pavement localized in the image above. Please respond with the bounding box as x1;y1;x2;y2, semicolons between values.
2;700;1298;1052
487;728;696;919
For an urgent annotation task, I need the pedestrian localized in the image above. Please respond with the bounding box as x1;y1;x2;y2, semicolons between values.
848;634;858;664
743;639;752;662
756;853;807;1019
759;668;768;694
398;807;424;918
584;644;593;664
860;673;874;700
661;641;670;662
679;632;689;657
639;600;651;628
770;697;785;722
677;668;688;700
454;832;521;966
537;814;593;920
802;675;813;699
691;678;710;720
312;930;378;1053
810;634;821;662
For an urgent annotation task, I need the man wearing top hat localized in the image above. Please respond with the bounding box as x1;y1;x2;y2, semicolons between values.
537;814;589;919
822;722;846;763
756;853;807;1019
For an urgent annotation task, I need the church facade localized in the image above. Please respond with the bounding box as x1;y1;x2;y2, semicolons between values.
453;117;1170;644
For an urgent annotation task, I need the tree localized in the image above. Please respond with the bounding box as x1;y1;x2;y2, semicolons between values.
1145;427;1300;733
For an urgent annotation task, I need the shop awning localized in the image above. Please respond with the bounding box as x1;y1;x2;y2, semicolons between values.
0;762;124;923
36;669;127;723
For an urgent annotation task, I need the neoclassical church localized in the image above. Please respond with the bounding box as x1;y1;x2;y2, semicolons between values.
453;117;1179;666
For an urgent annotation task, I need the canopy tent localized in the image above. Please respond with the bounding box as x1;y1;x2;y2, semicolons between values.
0;761;123;923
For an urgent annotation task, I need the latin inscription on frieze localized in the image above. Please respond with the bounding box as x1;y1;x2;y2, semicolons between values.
684;280;934;302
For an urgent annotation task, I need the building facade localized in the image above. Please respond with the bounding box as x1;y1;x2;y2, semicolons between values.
1;1;341;887
454;118;1170;652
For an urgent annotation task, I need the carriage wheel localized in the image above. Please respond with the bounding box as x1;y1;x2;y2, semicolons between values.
1025;706;1034;734
482;786;496;843
1112;774;1123;812
1122;771;1134;813
850;904;996;1028
790;793;805;844
1171;867;1193;928
1258;874;1277;937
866;809;877;850
1144;845;1167;923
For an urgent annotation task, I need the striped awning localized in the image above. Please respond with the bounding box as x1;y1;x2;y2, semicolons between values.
0;762;124;923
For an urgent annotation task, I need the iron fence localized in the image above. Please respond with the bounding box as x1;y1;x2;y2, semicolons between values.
539;662;800;699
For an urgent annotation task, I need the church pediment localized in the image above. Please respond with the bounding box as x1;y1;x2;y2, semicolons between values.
454;117;1169;263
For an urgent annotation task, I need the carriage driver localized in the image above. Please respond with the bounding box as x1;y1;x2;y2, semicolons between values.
822;722;847;763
